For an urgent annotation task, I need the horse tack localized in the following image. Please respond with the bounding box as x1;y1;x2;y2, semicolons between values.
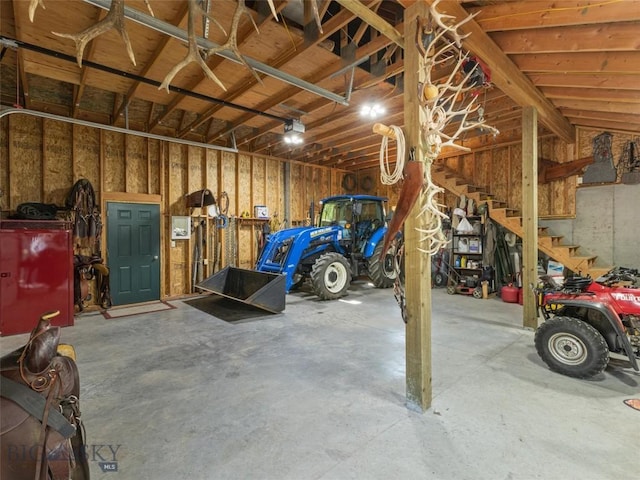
1;312;90;479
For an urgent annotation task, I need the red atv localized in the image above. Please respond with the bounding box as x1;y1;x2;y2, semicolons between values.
535;267;640;378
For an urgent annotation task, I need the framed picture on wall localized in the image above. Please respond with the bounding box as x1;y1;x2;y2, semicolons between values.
171;216;191;240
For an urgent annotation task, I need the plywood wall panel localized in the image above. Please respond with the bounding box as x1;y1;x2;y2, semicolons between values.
3;115;357;301
126;135;147;194
461;154;474;182
265;158;281;223
73;125;100;188
9;115;42;206
238;154;252;215
509;144;522;211
42;120;73;205
167;143;188;296
205;149;219;195
103;131;125;193
290;163;303;222
491;147;508;202
318;168;330;202
187;146;205;195
221;152;236;215
168;143;187;214
252;156;265;208
475;150;492;189
148;139;160;195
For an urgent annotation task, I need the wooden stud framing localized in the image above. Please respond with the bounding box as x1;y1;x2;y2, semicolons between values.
403;1;432;412
522;106;538;329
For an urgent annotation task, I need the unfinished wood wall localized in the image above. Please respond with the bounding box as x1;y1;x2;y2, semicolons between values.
349;128;637;220
0;113;347;301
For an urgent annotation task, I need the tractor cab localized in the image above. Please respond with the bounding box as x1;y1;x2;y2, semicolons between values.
318;196;387;254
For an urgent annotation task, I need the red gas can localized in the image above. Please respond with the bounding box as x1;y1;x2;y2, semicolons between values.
501;284;519;303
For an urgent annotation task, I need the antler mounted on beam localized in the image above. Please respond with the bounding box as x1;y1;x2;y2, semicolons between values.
205;0;263;86
52;0;136;67
419;0;498;162
158;0;227;93
159;0;264;93
28;0;45;22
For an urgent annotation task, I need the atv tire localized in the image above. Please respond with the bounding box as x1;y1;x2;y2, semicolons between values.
368;242;396;288
534;316;609;378
310;252;352;300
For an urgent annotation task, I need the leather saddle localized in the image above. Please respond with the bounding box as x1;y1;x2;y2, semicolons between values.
1;312;90;479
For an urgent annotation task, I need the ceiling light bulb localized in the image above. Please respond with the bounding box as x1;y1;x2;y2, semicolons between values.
360;103;385;119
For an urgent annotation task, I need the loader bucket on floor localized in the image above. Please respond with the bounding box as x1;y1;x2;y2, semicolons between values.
196;267;286;313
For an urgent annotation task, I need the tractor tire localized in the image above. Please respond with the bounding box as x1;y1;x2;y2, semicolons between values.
310;252;352;300
368;242;396;288
534;316;609;379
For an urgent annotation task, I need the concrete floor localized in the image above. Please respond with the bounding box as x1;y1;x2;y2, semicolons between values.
2;281;638;479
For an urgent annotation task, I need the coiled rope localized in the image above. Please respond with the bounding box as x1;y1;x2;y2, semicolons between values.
379;125;405;185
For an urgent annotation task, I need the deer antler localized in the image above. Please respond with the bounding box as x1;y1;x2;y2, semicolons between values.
205;0;263;86
28;0;45;22
159;0;226;93
411;0;496;257
429;0;478;48
53;0;136;67
267;0;279;21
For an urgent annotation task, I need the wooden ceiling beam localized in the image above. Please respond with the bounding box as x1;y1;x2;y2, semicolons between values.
553;98;640;115
541;86;640;104
491;22;640;54
207;20;400;145
559;109;640;126
334;0;404;48
569;117;640;133
179;0;377;138
420;0;575;143
152;1;283;133
115;2;189;127
529;73;640;90
513;52;640;74
470;1;640;32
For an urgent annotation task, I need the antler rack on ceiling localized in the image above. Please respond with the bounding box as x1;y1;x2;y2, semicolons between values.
79;0;349;105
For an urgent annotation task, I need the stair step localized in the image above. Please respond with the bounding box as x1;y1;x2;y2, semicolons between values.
433;165;605;280
588;267;613;279
554;244;580;254
566;256;598;273
466;185;488;193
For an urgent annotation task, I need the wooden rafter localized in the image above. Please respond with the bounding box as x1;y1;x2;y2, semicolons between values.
416;0;575;143
470;0;640;31
113;2;189;126
334;0;403;47
197;2;386;142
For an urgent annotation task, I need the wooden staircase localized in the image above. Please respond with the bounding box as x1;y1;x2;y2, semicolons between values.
431;164;611;279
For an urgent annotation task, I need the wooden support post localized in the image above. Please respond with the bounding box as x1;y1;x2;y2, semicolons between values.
404;0;432;412
522;106;539;329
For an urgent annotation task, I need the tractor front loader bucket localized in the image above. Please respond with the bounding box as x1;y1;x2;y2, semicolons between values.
196;267;286;313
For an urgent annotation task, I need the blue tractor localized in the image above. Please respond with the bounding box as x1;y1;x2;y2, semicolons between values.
255;194;397;300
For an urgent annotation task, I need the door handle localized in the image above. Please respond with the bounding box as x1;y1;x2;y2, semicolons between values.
153;256;158;261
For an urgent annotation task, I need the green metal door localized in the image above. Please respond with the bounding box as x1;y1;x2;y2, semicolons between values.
107;202;160;306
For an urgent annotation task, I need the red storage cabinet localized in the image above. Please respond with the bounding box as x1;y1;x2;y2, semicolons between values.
0;221;74;336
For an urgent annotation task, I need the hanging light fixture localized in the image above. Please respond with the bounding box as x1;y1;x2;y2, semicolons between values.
360;103;386;119
283;119;305;145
